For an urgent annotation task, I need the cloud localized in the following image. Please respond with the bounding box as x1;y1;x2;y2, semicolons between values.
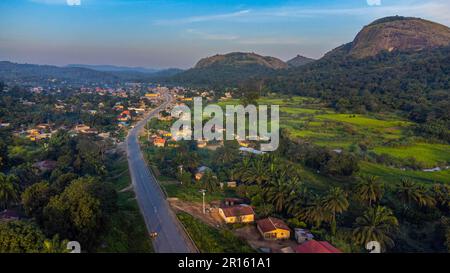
67;0;81;6
367;0;382;6
156;1;450;26
30;0;81;5
154;10;251;25
186;29;239;41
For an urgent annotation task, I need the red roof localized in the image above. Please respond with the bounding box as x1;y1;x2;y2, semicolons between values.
294;240;342;253
220;205;254;217
257;217;290;233
154;138;166;144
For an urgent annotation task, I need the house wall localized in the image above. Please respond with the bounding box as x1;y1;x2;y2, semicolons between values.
218;209;254;223
258;227;291;240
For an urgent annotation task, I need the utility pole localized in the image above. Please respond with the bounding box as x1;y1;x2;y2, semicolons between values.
199;189;206;214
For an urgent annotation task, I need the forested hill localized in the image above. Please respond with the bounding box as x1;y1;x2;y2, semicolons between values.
263;17;450;140
0;61;121;85
166;52;288;87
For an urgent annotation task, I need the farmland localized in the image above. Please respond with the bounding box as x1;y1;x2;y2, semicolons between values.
218;95;450;184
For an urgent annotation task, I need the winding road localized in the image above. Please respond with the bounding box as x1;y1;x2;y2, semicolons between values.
126;92;197;253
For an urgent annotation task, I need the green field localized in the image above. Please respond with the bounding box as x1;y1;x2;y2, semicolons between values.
177;212;254;253
360;162;450;185
216;94;450;183
98;158;153;253
373;143;450;167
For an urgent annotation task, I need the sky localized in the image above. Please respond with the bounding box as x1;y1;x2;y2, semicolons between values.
0;0;449;68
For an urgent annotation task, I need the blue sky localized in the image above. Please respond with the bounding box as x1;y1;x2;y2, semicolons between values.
1;0;449;68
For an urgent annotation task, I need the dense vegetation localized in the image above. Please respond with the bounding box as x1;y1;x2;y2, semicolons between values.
0;85;151;253
265;46;450;141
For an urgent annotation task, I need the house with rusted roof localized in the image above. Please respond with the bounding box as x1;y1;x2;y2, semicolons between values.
294;240;342;253
257;217;291;240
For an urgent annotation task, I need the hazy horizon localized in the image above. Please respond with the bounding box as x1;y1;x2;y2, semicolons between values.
1;0;450;69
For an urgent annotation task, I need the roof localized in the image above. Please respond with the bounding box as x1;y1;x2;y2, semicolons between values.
154;138;166;143
33;160;57;171
294;240;342;253
257;217;290;233
197;166;211;173
220;205;255;218
0;209;20;219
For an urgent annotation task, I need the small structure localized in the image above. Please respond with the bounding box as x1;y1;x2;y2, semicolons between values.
33;160;57;172
0;209;20;222
197;141;207;148
239;147;265;155
218;204;255;224
219;181;237;189
195;166;211;181
294;240;342;253
153;137;166;148
257;217;291;240
222;198;245;207
294;228;314;244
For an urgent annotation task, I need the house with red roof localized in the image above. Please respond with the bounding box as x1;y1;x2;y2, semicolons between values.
294;240;342;253
256;217;291;240
153;137;166;148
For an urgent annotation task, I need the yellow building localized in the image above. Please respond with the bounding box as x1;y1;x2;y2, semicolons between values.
218;205;255;224
257;217;291;240
145;93;160;98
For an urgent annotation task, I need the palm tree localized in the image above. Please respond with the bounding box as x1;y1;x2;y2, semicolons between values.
353;206;399;252
234;157;251;180
241;159;270;186
355;175;384;207
297;199;330;228
265;178;289;212
201;171;218;193
432;184;450;210
397;178;435;208
0;173;19;209
321;187;349;235
265;176;301;212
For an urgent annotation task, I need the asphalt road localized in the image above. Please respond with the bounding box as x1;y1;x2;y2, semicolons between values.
126;92;197;253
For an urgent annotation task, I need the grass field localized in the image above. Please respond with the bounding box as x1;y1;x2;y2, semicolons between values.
177;212;254;253
98;158;153;253
373;143;450;167
360;162;450;185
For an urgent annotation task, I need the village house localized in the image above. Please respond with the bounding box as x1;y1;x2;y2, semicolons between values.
197;140;207;148
294;228;314;244
33;160;57;172
73;124;98;135
0;209;20;222
219;181;237;189
153;137;166;148
257;217;291;240
195;166;211;180
218;204;255;224
294;240;342;253
145;93;160;99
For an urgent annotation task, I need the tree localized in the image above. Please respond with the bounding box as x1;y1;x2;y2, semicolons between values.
0;221;46;253
265;176;301;212
201;171;219;193
297;199;330;228
354;175;384;207
22;182;52;223
397;178;436;208
321;187;349;235
43;177;109;250
432;184;450;211
353;206;399;252
241;158;270;186
0;173;19;209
